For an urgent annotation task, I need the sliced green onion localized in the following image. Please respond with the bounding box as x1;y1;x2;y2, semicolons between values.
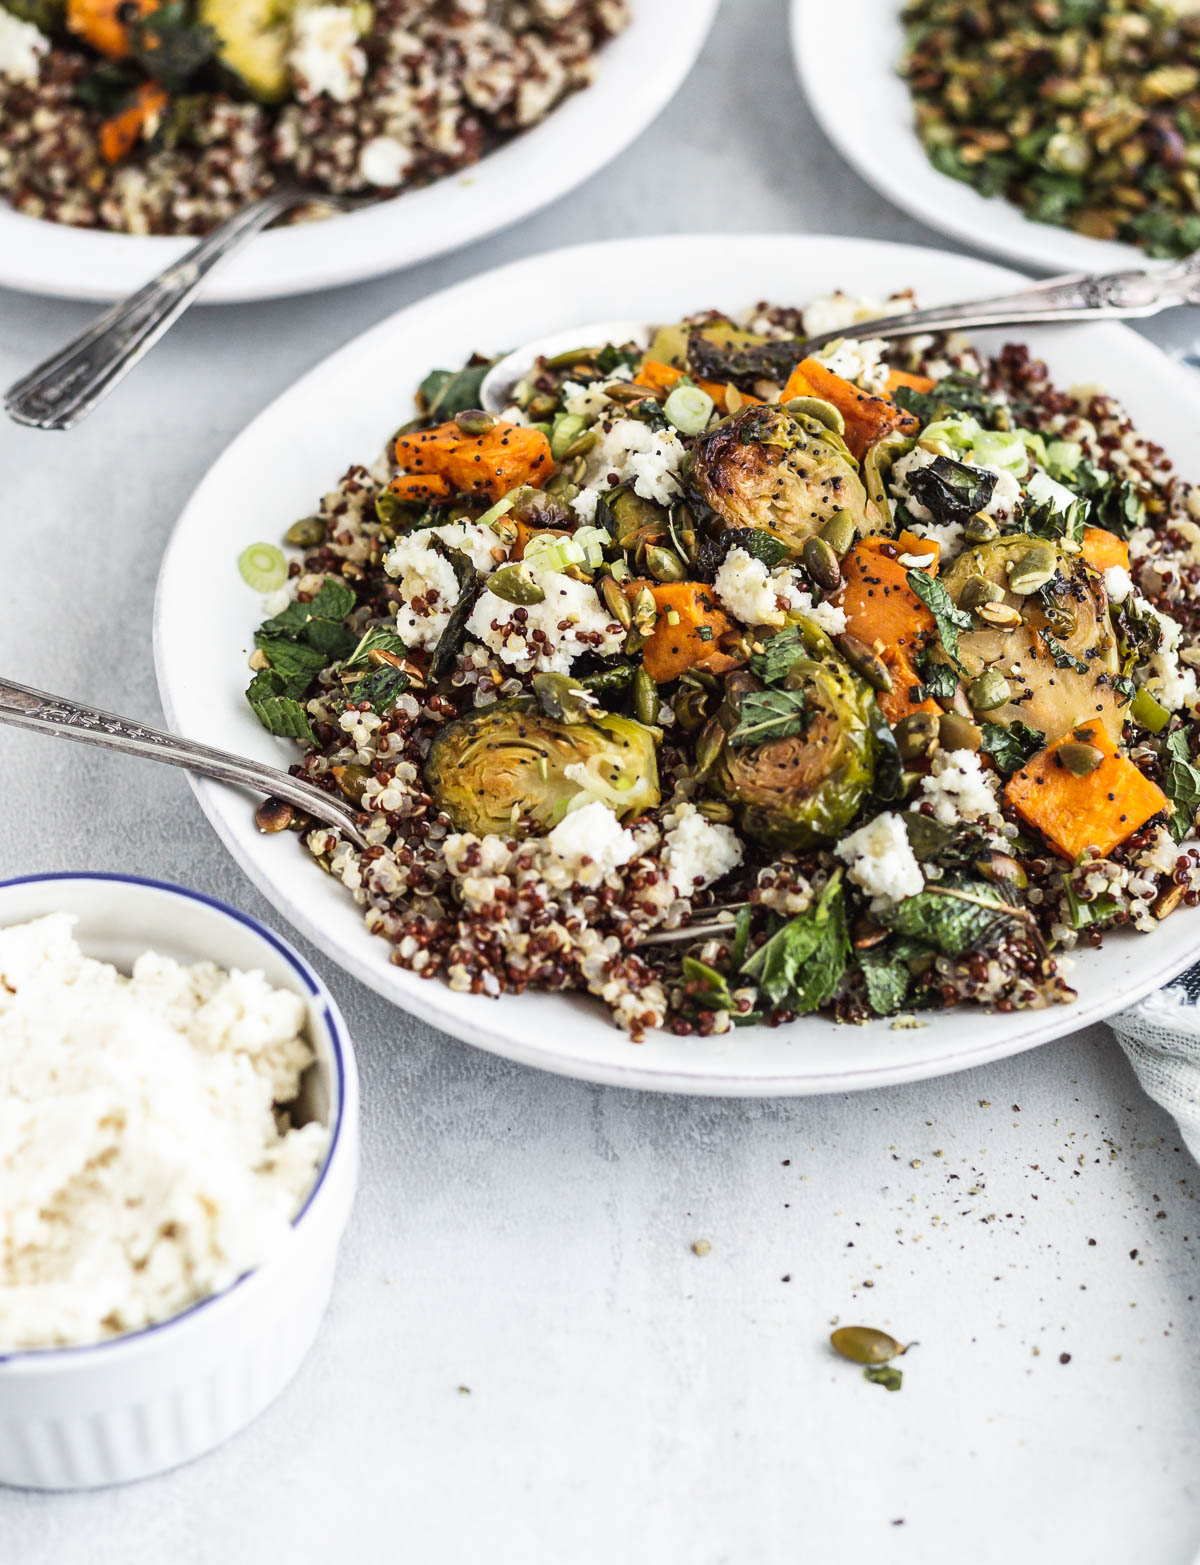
1044;439;1084;479
524;533;585;574
970;429;1029;474
238;542;287;592
573;526;608;568
663;384;715;436
551;412;589;460
478;493;517;533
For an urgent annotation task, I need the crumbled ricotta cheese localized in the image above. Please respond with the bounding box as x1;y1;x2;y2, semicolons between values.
1104;565;1133;603
779;578;847;636
0;8;46;82
289;4;366;102
919;749;1000;825
466;567;624;674
544;801;638;883
889;446;1022;557
812;336;889;396
662;803;744;896
835;813;924;907
358;135;413;188
571;418;686;523
714;547;785;626
1144;604;1199;712
801;292;913;338
384;522;504;648
0;915;329;1350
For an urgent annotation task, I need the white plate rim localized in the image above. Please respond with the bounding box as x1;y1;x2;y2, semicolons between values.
154;231;1200;1096
0;0;718;304
790;0;1154;277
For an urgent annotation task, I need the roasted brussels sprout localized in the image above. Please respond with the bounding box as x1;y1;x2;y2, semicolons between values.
941;536;1123;743
424;699;660;837
703;624;877;849
684;404;870;558
199;0;299;103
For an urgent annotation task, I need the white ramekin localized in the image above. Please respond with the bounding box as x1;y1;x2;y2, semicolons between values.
0;872;360;1490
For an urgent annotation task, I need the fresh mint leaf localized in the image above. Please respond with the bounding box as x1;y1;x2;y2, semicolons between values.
914;651;958;702
981;719;1045;777
865;695;905;804
881;877;1021;958
681;957;738;1013
724;528;792;569
1062;880;1122;931
731;904;752;970
1163;730;1200;843
352;664;410;714
750;626;808;685
740;875;848;1012
863;1365;903;1392
252;635;328;693
892;372;1000;427
1024;493;1087;547
1040;634;1089;675
858;945;912;1016
245;670;316;745
907;455;997;526
260;577;355;640
901;812;991;867
418;357;502;420
344;626;409;671
906;568;972;666
728;687;813;748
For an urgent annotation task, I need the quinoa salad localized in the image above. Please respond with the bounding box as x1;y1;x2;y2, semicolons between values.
234;291;1200;1040
0;0;627;235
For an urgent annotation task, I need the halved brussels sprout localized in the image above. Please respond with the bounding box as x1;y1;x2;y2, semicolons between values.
684;404;870;558
941;536;1123;742
199;0;298;103
704;625;877;849
424;699;659;837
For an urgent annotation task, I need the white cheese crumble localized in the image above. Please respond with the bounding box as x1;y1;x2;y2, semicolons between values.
662;802;744;897
0;915;329;1350
571;418;686;523
289;4;366;103
384;523;504;648
1104;565;1133;603
714;546;786;626
544;801;638;883
0;8;45;82
889;446;1022;557
919;748;1000;826
560;367;632;419
466;566;624;674
835;813;924;908
358;134;413;188
811;336;889;396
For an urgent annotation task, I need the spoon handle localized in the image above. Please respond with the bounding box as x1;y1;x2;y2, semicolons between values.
3;186;304;433
0;676;367;849
802;251;1200;355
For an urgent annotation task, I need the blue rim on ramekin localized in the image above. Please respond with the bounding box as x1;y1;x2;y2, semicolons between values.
0;871;350;1365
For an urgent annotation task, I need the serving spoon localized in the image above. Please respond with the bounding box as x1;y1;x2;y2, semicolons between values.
3;183;364;433
478;250;1200;411
0;676;369;849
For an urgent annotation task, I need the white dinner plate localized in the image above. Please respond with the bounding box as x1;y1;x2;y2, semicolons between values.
791;0;1149;276
155;233;1200;1095
0;0;717;304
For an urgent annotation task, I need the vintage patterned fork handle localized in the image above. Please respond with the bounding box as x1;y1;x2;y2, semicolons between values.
0;676;368;850
3;184;323;433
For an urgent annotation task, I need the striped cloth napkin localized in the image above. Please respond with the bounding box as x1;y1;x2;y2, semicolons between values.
1108;969;1200;1161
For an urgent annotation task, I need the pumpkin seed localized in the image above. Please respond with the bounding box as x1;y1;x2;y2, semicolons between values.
532;672;593;724
1154;883;1186;920
830;1326;903;1366
255;797;294;834
645;545;688;583
600;574;633;629
960;574;1004;610
894;710;939;761
836;633;893;693
963;513;999;544
968;670;1012;712
607;380;659;403
633;666;658;726
454;408;496;436
632;586;658;635
1008;544;1057;596
695;798;735;824
560;429;599;462
976;852;1028;891
488;562;546;606
938;712;982;752
695;717;726;775
331;765;371;807
285;516;325;548
1055;740;1104;776
819;508;857;557
803;535;842;593
673;682;713;731
976;601;1022;629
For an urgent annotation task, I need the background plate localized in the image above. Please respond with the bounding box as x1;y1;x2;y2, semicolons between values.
155;233;1200;1094
0;0;717;304
791;0;1150;276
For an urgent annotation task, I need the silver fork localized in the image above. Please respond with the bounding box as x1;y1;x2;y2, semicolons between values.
0;676;369;849
4;184;359;432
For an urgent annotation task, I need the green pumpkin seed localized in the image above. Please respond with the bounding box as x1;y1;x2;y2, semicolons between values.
560;429;599;462
255;797;295;834
532;672;593;724
960;574;1004;610
836;633;893;693
695;717;726;775
645;545;688;584
803;535;842;593
632;586;659;635
894;711;939;761
695;798;735;824
330;765;371;806
819;509;857;557
285;516;325;548
830;1326;903;1366
673;682;712;731
968;670;1012;712
488;562;546;606
633;666;659;727
963;513;999;544
1055;740;1105;776
976;852;1028;891
938;712;982;752
600;574;633;629
976;601;1022;629
607;380;659;404
454;408;496;436
1008;545;1057;596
